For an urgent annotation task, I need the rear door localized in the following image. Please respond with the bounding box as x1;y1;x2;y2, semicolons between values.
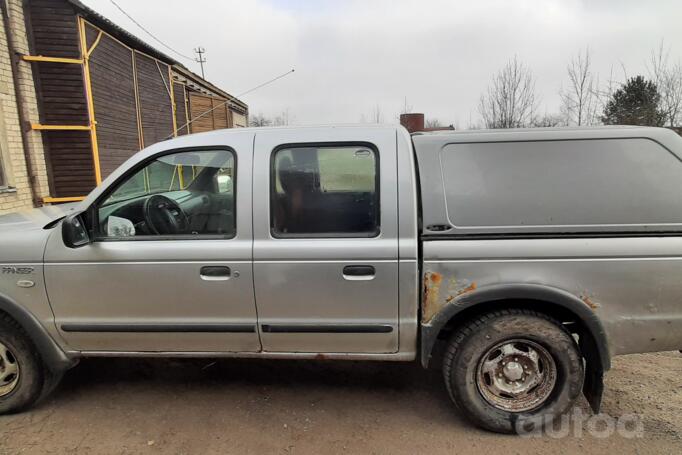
252;127;399;353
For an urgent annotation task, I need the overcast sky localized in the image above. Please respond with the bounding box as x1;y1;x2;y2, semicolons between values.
82;0;682;127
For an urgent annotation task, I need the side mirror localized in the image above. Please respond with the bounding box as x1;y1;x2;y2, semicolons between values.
62;213;91;248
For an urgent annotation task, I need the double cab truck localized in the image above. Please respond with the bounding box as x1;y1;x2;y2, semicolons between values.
2;125;682;433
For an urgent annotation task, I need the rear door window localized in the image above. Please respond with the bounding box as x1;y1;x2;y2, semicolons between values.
271;144;379;237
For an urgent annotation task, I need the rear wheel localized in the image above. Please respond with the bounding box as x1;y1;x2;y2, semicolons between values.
0;315;44;414
442;309;583;434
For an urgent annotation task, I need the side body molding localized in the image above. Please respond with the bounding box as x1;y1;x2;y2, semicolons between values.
420;283;611;412
0;292;77;373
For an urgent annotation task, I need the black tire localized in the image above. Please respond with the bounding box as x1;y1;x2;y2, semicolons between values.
0;314;45;414
443;309;583;434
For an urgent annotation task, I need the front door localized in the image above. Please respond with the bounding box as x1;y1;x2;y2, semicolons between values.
44;135;260;353
252;128;400;353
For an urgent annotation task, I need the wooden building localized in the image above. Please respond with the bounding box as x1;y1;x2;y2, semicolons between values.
22;0;247;203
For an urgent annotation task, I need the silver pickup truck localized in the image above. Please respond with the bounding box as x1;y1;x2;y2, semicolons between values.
1;125;682;433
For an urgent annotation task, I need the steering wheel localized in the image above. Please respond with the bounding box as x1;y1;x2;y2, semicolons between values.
143;194;189;235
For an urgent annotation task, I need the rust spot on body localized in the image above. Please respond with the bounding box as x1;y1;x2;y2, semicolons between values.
423;273;478;323
422;272;443;323
443;282;478;305
581;295;599;310
456;282;477;296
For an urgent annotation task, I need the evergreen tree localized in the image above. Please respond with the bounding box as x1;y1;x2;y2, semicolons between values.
601;76;666;126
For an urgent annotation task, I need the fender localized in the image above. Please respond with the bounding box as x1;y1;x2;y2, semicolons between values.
0;293;77;374
420;282;610;412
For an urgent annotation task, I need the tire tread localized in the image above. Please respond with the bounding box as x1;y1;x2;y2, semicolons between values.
442;308;580;432
0;312;45;414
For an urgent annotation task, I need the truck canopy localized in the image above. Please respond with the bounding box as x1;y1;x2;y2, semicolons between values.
413;126;682;237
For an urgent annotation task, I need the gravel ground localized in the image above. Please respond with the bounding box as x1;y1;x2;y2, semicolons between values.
0;352;680;454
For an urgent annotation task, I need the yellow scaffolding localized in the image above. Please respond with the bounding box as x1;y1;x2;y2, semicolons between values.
25;18;104;203
21;55;83;64
78;16;103;186
31;124;91;131
43;196;86;203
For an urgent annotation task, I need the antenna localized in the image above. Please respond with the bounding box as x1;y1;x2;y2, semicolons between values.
194;47;206;78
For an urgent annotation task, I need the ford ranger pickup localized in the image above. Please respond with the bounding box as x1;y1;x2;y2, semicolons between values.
1;125;682;433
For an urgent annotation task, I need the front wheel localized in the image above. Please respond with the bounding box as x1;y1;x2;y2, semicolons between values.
0;314;45;414
443;309;584;434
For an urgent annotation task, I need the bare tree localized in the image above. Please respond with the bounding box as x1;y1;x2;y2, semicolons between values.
370;104;383;124
560;48;599;126
249;113;271;127
395;97;414;122
648;40;682;127
425;118;443;128
466;111;483;130
273;108;291;126
531;113;565;128
401;97;413;115
479;56;537;128
593;65;619;120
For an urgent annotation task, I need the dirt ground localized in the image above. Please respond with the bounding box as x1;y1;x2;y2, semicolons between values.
0;352;680;454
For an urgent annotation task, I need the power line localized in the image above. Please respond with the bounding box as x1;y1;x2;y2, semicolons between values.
167;68;295;139
108;0;194;61
235;69;295;98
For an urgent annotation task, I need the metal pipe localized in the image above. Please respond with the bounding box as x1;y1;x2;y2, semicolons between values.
1;0;40;206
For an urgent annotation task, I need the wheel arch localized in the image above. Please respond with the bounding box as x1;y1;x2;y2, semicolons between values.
420;283;610;412
0;293;77;374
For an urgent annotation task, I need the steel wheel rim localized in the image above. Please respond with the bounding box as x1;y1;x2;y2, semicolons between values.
0;341;20;397
476;338;557;412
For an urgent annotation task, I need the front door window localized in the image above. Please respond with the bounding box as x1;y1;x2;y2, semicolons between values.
96;149;235;238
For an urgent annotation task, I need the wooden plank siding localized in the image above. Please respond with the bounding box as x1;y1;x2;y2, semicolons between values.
41;130;96;196
188;93;232;133
30;63;88;125
173;83;189;135
213;97;230;129
135;52;174;146
85;23;139;178
26;0;93;197
26;0;81;58
188;93;213;133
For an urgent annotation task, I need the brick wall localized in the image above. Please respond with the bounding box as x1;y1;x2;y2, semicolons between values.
0;0;48;214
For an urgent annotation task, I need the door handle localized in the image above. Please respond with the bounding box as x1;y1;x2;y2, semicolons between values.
200;266;231;281
343;265;375;281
